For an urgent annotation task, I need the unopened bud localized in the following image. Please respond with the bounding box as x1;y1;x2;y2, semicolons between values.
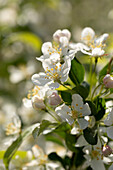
32;96;45;110
103;74;113;88
49;92;61;106
102;144;112;157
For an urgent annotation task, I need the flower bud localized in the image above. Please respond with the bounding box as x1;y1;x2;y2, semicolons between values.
48;92;61;106
103;74;113;88
32;96;46;110
102;144;112;157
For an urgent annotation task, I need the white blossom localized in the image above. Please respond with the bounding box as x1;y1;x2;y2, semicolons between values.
32;57;71;89
55;94;91;129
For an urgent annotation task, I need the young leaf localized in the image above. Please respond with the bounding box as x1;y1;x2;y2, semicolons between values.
69;57;85;85
3;123;39;170
36;120;58;136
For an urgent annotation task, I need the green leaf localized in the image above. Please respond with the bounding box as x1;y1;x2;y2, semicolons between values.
0;151;27;160
93;97;106;121
86;100;97;116
48;152;65;168
3;123;39;170
72;84;89;99
53;122;71;139
45;134;64;146
5;32;42;52
69;57;85;85
36;120;58;136
83;126;98;145
65;133;77;151
60;91;72;105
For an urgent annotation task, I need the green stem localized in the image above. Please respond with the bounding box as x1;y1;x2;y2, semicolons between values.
91;83;101;100
45;104;60;123
89;58;93;98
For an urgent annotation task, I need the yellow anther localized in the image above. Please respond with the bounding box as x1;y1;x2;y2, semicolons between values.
80;107;83;109
55;66;58;70
51;68;53;71
76;104;78;106
47;73;50;76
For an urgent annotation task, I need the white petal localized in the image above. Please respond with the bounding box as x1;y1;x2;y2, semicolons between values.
55;104;74;125
72;94;83;110
107;126;113;139
50;53;60;63
91;158;105;170
23;98;32;108
36;55;48;62
95;33;109;45
59;37;69;47
78;118;89;129
104;109;113;126
62;29;71;40
81;27;95;44
41;42;52;55
81;103;91;116
75;135;88;147
31;72;51;86
92;47;105;56
53;29;62;42
48;82;60;89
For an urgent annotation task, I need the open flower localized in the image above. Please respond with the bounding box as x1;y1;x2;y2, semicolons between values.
32;57;71;89
83;140;105;170
80;27;109;57
70;27;108;57
6;116;21;136
37;29;75;65
55;94;91;129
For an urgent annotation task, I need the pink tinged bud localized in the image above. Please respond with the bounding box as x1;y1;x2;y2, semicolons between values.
102;144;112;157
32;96;46;110
49;92;61;106
103;74;113;88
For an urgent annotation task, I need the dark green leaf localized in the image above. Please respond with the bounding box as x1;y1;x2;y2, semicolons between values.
93;97;106;121
83;126;98;145
72;84;89;99
65;133;77;151
60;91;72;105
48;152;65;168
86;100;97;116
69;57;85;85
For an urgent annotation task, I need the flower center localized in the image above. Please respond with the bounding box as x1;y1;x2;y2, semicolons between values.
71;105;83;119
27;86;40;99
45;63;62;81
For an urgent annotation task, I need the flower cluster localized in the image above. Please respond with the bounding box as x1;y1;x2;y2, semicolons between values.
4;27;113;170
